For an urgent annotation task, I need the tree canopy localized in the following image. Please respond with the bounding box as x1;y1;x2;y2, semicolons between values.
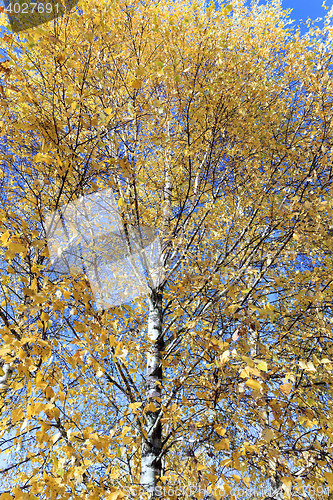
0;0;333;499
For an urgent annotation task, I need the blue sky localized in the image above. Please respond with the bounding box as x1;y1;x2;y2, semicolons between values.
257;0;332;33
283;0;329;24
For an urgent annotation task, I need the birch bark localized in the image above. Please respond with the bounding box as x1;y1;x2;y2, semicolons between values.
140;122;170;498
140;290;163;498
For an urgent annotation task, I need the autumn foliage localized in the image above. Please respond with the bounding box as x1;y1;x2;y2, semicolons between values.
0;0;333;499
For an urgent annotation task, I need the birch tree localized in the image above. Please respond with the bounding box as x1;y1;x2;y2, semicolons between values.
0;0;333;499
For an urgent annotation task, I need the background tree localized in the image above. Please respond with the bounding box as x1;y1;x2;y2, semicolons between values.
0;0;333;499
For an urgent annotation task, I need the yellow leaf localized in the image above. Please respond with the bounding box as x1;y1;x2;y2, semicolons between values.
62;290;71;299
33;402;44;415
12;408;23;423
119;158;132;178
279;383;292;396
35;372;45;388
307;361;316;371
145;402;158;412
262;429;274;442
84;32;94;42
8;242;26;253
249;367;260;377
45;386;55;399
130;79;142;90
257;361;268;371
324;471;333;486
44;403;54;411
226;303;240;313
136;65;145;76
110;468;120;479
109;334;117;347
281;477;292;490
243;476;250;486
41;312;49;322
214;425;226;436
246;378;261;392
160;475;172;483
241;356;254;367
206;473;217;482
51;431;61;444
0;230;10;246
219;350;230;364
105;489;124;500
74;321;87;333
0;348;11;356
129;402;142;410
223;483;231;495
104;108;113;115
120;426;131;437
214;438;230;450
240;368;250;378
34;153;53;163
12;487;24;499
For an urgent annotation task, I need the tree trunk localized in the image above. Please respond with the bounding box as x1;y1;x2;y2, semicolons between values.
140;290;163;498
247;265;282;499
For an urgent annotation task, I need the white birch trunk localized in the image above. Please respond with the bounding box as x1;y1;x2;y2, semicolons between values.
246;263;282;500
0;362;13;391
140;290;163;498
